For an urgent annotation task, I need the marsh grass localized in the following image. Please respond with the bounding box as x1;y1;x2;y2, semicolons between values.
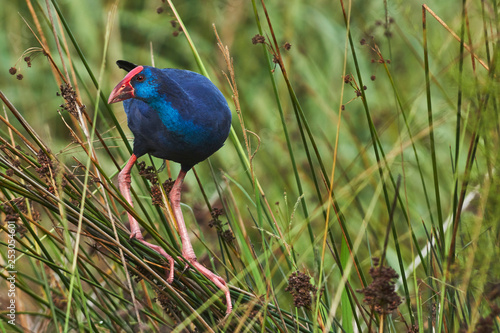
0;0;499;332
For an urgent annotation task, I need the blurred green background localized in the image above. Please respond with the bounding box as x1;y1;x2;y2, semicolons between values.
1;0;499;331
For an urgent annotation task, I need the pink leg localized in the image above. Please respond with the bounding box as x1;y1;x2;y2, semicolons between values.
169;169;232;314
118;154;175;284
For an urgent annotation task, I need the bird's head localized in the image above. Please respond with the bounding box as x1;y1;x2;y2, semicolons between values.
108;65;160;104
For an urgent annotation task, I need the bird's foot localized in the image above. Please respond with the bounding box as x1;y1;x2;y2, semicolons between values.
129;228;142;241
181;255;232;315
177;253;197;274
130;233;175;284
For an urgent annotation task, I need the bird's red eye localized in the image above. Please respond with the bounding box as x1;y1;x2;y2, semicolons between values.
135;74;145;82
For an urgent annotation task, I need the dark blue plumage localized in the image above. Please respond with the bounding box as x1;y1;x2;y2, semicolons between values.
121;66;231;170
109;60;233;314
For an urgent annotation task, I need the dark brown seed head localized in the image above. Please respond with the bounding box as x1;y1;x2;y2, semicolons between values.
252;34;266;45
138;161;158;184
283;42;292;50
9;67;17;75
24;56;32;67
162;178;174;195
208;208;222;229
211;207;224;219
221;230;235;243
285;271;317;309
59;84;79;116
357;259;402;315
150;185;163;206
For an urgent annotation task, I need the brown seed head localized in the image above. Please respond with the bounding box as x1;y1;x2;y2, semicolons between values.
357;259;402;315
162;178;175;195
59;84;80;116
221;229;235;243
285;271;317;309
150;185;163;206
252;34;266;45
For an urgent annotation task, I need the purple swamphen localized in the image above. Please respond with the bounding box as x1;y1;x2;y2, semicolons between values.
108;60;232;314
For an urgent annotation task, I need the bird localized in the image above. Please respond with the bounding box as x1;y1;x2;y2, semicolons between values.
108;60;232;314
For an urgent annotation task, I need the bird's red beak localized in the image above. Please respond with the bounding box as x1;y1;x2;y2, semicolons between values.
108;66;144;104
